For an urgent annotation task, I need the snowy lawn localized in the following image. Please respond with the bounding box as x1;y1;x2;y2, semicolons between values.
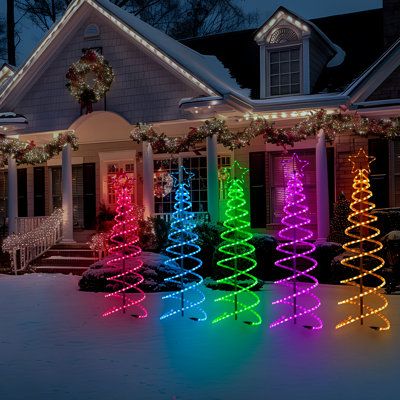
0;274;399;400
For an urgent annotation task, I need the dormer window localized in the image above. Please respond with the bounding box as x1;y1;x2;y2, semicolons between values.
255;7;342;99
269;47;301;96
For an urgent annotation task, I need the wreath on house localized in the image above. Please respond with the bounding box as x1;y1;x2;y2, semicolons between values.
66;49;114;114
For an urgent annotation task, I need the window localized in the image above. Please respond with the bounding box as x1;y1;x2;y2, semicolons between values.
154;156;208;214
269;47;301;96
269;150;316;225
107;162;135;205
51;166;85;228
217;155;231;200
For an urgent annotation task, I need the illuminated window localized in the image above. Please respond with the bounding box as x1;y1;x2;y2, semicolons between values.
154;156;208;214
217;155;231;200
107;162;135;205
269;150;316;224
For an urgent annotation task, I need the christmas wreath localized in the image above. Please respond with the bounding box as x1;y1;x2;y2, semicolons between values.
66;49;114;114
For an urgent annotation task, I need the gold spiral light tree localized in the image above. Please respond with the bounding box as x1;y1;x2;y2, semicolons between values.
336;148;390;331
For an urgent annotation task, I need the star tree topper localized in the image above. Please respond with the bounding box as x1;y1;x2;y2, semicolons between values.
171;166;195;187
349;148;375;174
223;160;249;184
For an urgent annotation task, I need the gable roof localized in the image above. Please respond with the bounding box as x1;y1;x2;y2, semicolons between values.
0;0;249;109
342;26;400;103
184;8;384;99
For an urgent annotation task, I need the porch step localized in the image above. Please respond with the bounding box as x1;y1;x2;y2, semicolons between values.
32;243;96;276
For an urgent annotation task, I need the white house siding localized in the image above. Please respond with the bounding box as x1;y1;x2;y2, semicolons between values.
9;9;205;133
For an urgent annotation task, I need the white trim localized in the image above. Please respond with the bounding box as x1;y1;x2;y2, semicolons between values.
0;0;221;109
302;37;310;94
260;46;266;98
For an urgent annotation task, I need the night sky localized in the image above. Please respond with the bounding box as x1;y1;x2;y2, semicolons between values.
0;0;382;65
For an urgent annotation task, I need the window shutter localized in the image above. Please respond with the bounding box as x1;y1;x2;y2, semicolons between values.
249;152;266;228
17;169;27;217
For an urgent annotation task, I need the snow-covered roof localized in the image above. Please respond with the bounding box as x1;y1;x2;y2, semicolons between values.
0;112;28;133
343;35;400;102
96;0;249;98
0;0;250;109
254;7;345;68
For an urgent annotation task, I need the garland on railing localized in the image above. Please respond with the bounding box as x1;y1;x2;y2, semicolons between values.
130;110;400;154
2;209;63;253
0;131;78;166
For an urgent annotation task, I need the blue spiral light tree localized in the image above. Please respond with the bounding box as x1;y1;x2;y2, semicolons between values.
160;166;207;321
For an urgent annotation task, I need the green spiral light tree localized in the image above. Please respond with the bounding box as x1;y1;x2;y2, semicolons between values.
212;160;262;326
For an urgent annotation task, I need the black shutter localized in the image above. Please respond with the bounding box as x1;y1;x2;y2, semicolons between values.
17;168;27;217
83;163;96;229
369;139;389;208
34;167;46;216
249;152;266;228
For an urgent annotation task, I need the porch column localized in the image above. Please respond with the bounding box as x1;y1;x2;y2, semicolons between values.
316;128;330;243
61;143;74;242
207;134;219;223
143;141;154;219
7;156;18;234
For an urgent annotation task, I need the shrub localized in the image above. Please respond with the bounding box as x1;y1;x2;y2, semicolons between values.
79;251;194;292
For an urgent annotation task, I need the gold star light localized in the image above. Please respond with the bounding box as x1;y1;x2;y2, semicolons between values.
349;148;375;174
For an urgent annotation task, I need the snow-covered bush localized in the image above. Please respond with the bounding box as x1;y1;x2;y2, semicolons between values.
79;251;195;292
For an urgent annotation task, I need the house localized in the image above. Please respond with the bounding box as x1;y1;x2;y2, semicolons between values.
0;0;399;246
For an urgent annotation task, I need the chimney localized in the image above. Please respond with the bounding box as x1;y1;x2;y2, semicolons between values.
384;0;400;48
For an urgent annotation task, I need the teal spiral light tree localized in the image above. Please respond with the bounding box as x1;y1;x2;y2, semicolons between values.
213;161;261;325
160;166;206;321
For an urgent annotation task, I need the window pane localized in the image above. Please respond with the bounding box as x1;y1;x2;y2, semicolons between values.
271;75;280;86
280;51;290;61
271;63;279;74
270;52;279;63
291;84;300;93
271;87;280;96
281;74;290;85
290;60;300;72
281;85;290;95
291;72;300;84
291;49;300;60
280;62;289;73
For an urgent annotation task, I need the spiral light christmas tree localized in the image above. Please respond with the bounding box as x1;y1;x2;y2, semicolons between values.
336;148;390;331
103;170;147;318
160;166;206;321
270;154;322;330
212;161;261;326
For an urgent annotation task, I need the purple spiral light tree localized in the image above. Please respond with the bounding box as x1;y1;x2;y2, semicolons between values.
270;153;322;330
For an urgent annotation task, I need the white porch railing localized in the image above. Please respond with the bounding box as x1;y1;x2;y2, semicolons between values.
15;216;48;234
2;209;63;275
153;212;210;223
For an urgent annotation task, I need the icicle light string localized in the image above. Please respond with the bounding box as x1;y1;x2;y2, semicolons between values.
212;161;262;326
160;166;206;321
270;154;322;330
336;149;390;331
103;171;147;318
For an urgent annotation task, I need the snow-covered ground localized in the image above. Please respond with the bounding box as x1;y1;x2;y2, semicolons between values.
0;274;399;400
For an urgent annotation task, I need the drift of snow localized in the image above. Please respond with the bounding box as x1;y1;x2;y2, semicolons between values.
0;273;399;400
